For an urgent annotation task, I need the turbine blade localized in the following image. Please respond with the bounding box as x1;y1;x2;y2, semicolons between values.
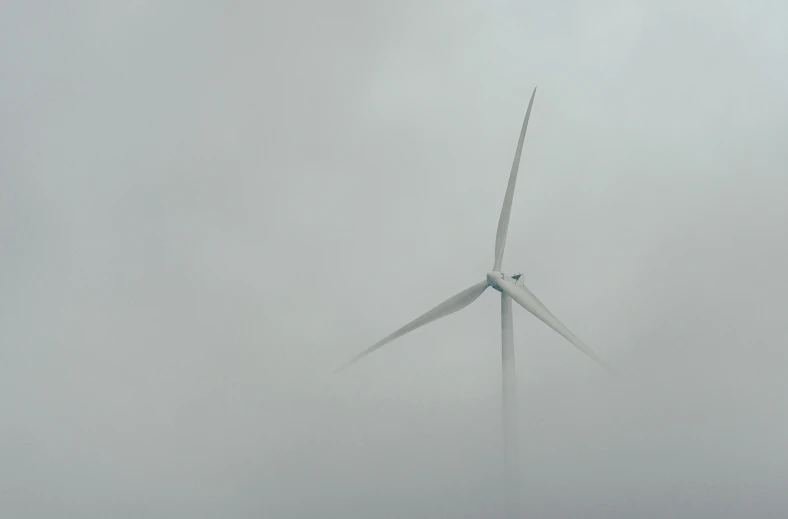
337;280;489;371
493;87;537;271
497;278;612;371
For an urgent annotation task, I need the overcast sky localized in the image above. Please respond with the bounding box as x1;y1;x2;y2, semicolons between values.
2;1;788;518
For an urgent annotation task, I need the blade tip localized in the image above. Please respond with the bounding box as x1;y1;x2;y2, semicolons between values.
335;360;354;373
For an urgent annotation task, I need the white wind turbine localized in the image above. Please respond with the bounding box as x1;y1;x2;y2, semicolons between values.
339;88;611;517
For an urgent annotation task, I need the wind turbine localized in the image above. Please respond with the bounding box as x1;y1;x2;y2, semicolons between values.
339;88;611;517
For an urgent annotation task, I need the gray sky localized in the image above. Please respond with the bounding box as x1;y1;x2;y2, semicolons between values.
2;1;788;517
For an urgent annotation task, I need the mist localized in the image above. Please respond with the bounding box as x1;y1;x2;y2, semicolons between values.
2;1;788;517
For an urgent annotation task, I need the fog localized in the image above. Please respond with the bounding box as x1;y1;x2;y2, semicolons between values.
2;1;788;517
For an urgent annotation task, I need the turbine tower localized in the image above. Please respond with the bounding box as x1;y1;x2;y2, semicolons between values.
339;88;610;518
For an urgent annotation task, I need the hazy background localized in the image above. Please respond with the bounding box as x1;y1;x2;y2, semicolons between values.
2;1;788;517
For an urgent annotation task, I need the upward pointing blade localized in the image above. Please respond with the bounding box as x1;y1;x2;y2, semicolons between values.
337;280;489;371
497;278;612;371
493;87;537;271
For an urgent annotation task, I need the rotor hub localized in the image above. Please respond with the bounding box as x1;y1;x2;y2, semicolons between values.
486;270;505;289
